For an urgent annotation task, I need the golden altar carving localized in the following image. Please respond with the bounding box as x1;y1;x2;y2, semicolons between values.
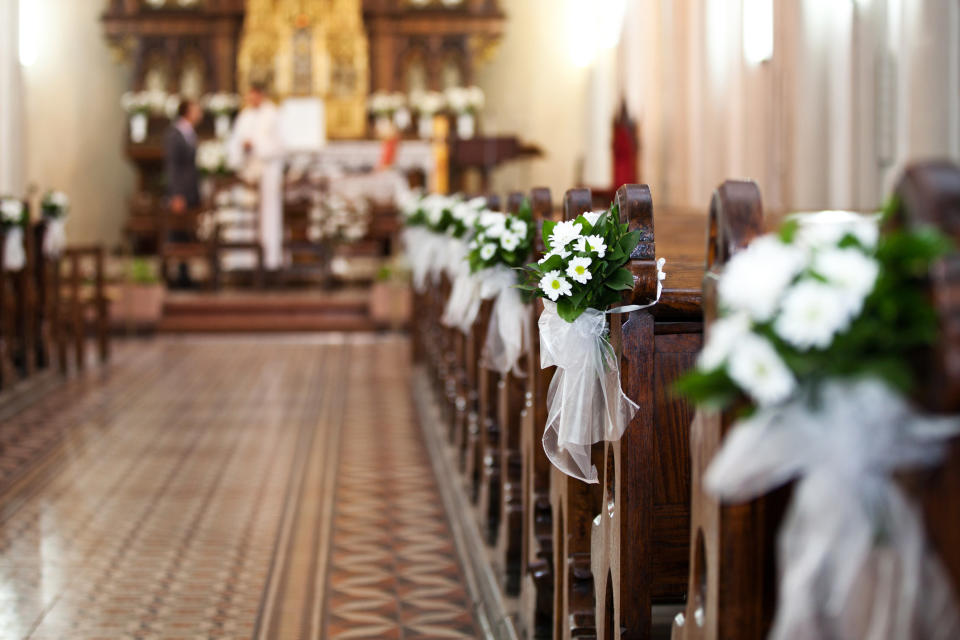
237;0;369;139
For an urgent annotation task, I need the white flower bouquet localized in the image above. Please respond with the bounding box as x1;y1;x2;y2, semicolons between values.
122;90;168;116
367;91;405;116
41;190;69;219
1;197;25;229
196;140;230;176
467;205;532;271
445;86;484;115
677;204;960;639
1;197;26;271
410;90;446;115
520;205;646;321
203;92;240;116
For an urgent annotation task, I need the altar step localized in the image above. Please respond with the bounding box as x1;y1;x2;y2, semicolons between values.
158;290;378;333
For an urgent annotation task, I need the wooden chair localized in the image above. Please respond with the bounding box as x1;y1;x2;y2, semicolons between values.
591;184;703;639
519;186;558;638
56;246;110;374
158;207;217;289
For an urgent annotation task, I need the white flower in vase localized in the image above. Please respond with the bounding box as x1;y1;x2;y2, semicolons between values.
566;256;593;284
548;220;583;249
774;280;855;350
164;94;182;120
540;270;573;301
500;232;520;252
718;235;806;322
697;312;752;370
480;243;497;260
813;248;880;315
727;333;796;406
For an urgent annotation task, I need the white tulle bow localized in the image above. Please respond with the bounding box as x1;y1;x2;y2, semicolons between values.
442;253;483;333
480;266;530;375
3;227;26;271
43;219;67;258
705;379;960;640
537;258;665;483
404;227;449;293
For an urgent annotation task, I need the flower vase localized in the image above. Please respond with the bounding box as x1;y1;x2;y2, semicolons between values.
130;113;148;143
374;115;393;138
393;108;412;133
215;114;231;139
418;115;434;140
456;113;476;139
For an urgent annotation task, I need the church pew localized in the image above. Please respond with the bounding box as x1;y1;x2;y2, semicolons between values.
591;185;703;640
0;211;38;385
892;160;960;600
31;221;61;371
671;180;775;640
520;186;558;638
57;246;110;373
0;228;19;388
550;187;606;640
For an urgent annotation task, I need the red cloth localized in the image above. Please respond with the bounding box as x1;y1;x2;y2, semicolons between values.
378;135;399;169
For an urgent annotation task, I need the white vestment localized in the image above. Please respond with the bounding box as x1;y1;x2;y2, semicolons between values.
228;102;284;270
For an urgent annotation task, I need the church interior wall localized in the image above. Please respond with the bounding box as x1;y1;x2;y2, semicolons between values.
21;0;135;247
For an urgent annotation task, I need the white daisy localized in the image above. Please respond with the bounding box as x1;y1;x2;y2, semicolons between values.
566;256;592;284
510;218;528;238
774;280;854;350
480;243;497;261
813;248;879;316
697;312;751;371
718;235;807;322
548;220;583;250
727;333;796;406
793;210;880;250
583;210;604;227
540;270;573;301
500;232;520;252
583;234;607;257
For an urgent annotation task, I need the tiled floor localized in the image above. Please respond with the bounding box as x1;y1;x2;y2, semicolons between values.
0;335;479;640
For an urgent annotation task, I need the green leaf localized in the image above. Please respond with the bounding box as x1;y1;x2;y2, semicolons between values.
542;220;556;248
778;218;800;244
604;267;635;291
557;298;585;322
619;230;642;255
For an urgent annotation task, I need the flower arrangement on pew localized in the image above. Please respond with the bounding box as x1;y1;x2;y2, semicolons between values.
40;190;69;258
677;206;960;639
0;197;27;271
519;205;665;483
401;192;483;292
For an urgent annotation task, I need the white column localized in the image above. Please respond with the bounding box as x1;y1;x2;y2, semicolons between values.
582;45;615;189
0;0;24;194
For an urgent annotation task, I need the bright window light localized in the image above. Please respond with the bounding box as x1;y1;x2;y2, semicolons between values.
567;0;627;68
742;0;774;65
18;0;40;67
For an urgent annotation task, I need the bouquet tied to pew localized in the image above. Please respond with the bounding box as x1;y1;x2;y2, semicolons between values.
677;206;960;639
40;190;69;258
443;204;536;374
1;196;27;271
520;207;665;483
400;191;485;293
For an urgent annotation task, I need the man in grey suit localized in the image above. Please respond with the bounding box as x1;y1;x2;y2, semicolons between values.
164;99;203;287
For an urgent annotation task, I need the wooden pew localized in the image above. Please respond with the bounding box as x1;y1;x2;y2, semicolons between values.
550;187;606;640
0;212;37;385
31;220;61;371
591;185;703;639
893;160;960;599
520;186;558;638
57;246;110;373
671;180;775;640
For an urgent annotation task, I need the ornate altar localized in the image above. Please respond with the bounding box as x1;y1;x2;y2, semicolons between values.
237;0;369;139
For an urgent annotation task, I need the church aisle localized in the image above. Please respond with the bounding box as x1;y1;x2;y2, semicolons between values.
0;335;479;640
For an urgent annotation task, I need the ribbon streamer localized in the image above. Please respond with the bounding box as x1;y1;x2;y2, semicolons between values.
480;266;530;376
404;227;448;293
3;227;26;272
538;258;665;483
705;379;960;640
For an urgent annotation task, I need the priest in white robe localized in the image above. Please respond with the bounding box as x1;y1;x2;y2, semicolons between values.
228;84;285;271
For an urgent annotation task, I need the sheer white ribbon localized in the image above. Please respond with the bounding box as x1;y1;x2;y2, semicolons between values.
481;266;530;375
404;227;449;293
705;379;960;640
538;258;666;483
43;219;67;258
442;255;483;333
3;227;26;271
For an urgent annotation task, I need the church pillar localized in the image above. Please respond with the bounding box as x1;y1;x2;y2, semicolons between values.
0;0;24;194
